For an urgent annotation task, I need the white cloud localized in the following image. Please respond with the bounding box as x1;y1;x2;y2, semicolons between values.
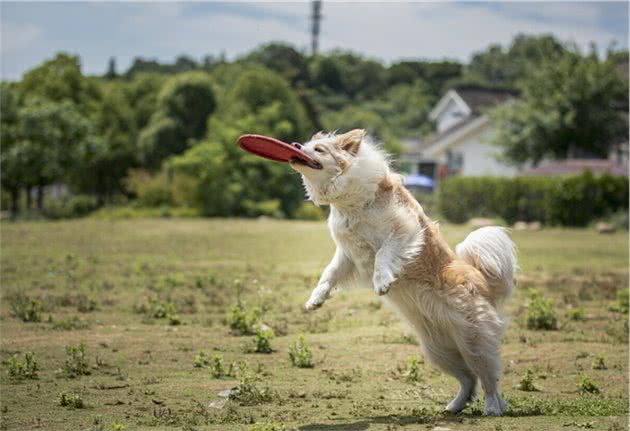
1;22;41;54
0;2;626;79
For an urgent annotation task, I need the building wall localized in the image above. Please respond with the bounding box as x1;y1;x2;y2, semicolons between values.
436;99;468;133
433;126;520;177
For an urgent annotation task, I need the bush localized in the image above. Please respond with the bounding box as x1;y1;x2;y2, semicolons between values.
59;392;85;409
577;374;600;395
227;303;262;336
9;293;43;322
229;372;273;405
63;343;91;378
525;290;558;330
566;307;586;321
193;351;211;368
248;327;274;354
124;168;196;208
438;173;628;226
515;369;539;391
293;203;326;221
288;335;314;368
591;354;607;370
44;195;98;219
210;354;232;378
404;358;423;383
6;352;39;380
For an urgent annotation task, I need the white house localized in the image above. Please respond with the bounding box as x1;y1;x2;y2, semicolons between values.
401;85;520;181
402;84;628;182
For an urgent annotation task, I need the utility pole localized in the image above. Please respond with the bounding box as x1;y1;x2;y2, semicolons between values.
311;0;322;56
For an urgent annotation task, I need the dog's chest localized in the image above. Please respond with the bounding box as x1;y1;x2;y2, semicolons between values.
330;213;385;278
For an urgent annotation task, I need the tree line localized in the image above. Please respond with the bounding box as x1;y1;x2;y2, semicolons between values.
1;34;627;219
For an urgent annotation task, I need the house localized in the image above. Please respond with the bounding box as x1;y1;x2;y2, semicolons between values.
401;85;519;181
401;84;629;182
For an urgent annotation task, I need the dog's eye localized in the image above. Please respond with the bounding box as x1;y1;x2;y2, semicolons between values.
314;147;324;153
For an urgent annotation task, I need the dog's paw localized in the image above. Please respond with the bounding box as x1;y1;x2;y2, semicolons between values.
373;270;395;296
304;297;324;311
483;394;505;416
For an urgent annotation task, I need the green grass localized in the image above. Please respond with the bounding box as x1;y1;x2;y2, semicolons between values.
0;219;628;431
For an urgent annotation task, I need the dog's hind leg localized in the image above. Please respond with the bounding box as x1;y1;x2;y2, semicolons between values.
453;315;507;416
419;338;478;413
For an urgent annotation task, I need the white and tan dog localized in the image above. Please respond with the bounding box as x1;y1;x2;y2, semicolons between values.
290;129;517;416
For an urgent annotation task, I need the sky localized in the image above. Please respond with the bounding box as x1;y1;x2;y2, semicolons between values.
1;1;628;80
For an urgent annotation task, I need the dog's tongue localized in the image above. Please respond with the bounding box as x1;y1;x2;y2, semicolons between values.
237;134;322;169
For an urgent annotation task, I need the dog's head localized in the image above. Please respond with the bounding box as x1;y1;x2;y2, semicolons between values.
290;129;389;206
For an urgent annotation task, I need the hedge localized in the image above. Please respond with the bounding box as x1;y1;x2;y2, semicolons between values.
438;172;628;226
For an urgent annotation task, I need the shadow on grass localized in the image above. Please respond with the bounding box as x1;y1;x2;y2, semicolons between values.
298;412;467;431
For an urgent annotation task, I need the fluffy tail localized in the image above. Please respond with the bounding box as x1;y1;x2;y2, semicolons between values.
455;227;517;303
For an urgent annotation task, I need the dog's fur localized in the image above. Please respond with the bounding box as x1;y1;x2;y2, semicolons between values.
290;130;517;416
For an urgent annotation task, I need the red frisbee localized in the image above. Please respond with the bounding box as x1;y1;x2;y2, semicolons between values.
237;134;322;169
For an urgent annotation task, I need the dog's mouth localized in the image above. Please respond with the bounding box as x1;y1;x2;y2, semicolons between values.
291;157;323;170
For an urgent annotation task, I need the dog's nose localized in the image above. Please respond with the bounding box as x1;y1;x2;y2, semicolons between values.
292;142;302;150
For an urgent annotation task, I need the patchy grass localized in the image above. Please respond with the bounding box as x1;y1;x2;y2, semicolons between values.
0;218;628;430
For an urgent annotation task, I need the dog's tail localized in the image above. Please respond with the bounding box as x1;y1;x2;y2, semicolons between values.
455;227;517;303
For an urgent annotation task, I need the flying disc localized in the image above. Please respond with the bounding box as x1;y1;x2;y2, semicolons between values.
237;134;322;169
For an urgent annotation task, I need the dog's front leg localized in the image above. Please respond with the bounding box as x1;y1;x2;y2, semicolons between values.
373;242;399;296
305;248;353;311
373;226;422;296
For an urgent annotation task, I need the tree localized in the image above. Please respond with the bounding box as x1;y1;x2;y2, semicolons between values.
138;72;216;170
105;57;118;79
71;83;138;202
242;43;309;86
492;53;628;166
227;67;311;142
1;83;25;216
21;53;100;107
11;99;92;210
387;60;463;98
172;102;306;218
465;34;566;88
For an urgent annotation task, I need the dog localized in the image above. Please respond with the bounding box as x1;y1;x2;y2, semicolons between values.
290;129;517;416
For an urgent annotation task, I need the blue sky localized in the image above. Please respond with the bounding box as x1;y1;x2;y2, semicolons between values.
1;1;627;80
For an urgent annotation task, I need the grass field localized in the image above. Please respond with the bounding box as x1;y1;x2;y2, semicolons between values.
0;219;628;431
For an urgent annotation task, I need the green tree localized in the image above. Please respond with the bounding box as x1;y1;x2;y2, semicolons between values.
242;43;309;86
71;83;138;202
21;53;100;107
492;53;628;166
138;72;216;170
227;67;311;141
14;99;92;210
465;34;566;87
1;83;26;216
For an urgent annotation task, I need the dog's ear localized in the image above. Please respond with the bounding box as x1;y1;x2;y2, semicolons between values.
337;129;365;155
311;131;328;141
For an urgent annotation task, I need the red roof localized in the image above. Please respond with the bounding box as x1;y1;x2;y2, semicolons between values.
524;159;628;176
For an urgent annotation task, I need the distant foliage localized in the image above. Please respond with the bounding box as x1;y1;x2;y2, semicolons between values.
44;195;98;219
3;38;627;220
492;52;627;166
439;173;628;226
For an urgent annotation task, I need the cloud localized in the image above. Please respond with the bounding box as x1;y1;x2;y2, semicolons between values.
0;2;626;80
1;22;41;54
